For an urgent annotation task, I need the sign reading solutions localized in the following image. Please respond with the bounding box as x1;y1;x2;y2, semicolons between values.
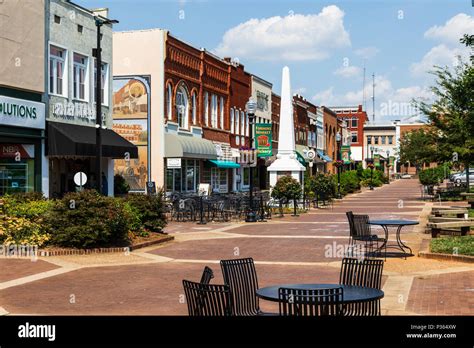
0;95;45;130
254;123;272;157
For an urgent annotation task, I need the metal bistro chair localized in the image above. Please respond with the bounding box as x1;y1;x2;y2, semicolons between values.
339;257;384;316
346;211;386;258
278;287;344;317
182;280;233;316
199;266;214;285
220;257;267;316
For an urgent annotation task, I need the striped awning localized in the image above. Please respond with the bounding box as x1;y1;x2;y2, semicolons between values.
165;133;217;159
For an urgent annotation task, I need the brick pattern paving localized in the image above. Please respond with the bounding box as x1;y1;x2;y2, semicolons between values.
406;271;474;315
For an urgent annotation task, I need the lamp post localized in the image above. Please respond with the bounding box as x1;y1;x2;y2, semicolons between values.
386;150;390;184
245;98;257;223
369;146;375;190
94;16;119;193
335;132;342;199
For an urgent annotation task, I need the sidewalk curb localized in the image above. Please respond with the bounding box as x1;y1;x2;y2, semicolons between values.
0;306;9;316
418;251;474;263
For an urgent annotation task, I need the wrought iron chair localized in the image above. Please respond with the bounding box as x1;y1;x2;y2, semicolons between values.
278;287;344;316
199;266;214;285
220;257;266;316
346;211;386;257
182;280;233;316
339;257;384;316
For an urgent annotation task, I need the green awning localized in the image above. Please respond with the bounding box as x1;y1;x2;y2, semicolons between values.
295;145;310;164
165;133;217;159
208;160;240;169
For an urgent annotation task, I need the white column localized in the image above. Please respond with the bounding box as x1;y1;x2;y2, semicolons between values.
41;139;49;198
107;158;114;197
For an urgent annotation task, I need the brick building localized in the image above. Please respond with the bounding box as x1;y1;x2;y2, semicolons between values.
322;106;338;174
329;105;369;167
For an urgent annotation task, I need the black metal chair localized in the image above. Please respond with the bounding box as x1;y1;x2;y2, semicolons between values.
220;257;266;316
199;266;214;285
346;211;385;257
278;287;344;316
182;280;233;316
339;257;384;316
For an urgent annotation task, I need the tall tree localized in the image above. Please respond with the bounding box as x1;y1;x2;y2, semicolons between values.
416;36;474;191
398;128;436;172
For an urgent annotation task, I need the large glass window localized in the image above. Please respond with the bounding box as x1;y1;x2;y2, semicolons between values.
351;132;358;144
0;144;35;195
176;85;189;129
351;118;358;128
240;111;245;136
49;45;66;96
73;53;87;100
388;135;393;145
94;60;108;105
192;93;197;125
381;136;386;145
211;94;218;128
367;135;372;145
166;84;172;120
374;136;379;145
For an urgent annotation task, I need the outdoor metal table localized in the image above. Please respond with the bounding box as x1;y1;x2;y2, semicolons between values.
368;219;419;258
256;283;384;313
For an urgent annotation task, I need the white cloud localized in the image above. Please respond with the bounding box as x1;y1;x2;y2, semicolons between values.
334;65;362;78
312;76;432;120
293;87;307;95
410;44;469;76
214;6;350;61
424;13;474;45
354;46;380;59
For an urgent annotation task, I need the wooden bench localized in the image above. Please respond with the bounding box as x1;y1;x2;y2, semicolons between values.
428;216;474;223
427;221;474;238
432;208;468;218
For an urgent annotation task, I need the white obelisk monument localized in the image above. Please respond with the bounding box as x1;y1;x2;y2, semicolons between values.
268;66;306;187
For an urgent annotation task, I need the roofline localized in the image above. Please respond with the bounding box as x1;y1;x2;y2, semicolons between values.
251;74;273;88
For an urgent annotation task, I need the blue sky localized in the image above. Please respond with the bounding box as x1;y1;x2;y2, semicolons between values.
78;0;473;122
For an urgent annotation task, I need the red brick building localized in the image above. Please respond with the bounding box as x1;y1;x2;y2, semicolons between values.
329;105;369;167
322;106;338;174
271;93;281;152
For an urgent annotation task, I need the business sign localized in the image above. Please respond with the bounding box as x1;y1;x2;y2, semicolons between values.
255;123;272;157
113;77;150;192
0;95;45;130
167;158;182;169
389;156;395;167
0;144;35;159
341;145;351;164
374;154;381;168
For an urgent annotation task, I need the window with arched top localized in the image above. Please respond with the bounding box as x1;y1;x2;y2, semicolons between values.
192;92;197;125
230;108;234;133
166;84;173;120
176;84;189;129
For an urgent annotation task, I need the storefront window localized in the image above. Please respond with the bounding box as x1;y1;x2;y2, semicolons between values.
0;144;35;195
166;160;199;192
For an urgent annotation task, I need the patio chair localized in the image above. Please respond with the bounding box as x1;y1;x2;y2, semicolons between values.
199;266;214;285
278;287;344;317
346;211;386;257
339;257;384;316
220;257;269;316
182;280;233;316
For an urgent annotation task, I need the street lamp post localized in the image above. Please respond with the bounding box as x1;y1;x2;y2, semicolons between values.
369;146;375;190
386;150;390;184
94;16;118;194
245;98;257;223
335;132;342;199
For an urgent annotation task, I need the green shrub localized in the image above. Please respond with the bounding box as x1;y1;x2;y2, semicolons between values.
114;174;130;195
271;175;302;202
338;170;361;194
3;199;54;220
359;169;386;187
305;174;336;199
124;192;167;233
45;190;131;248
419;166;447;186
0;216;51;247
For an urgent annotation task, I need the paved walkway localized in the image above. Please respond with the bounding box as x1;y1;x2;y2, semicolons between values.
1;179;473;315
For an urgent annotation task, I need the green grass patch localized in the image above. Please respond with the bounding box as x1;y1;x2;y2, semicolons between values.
469;209;474;218
430;236;474;256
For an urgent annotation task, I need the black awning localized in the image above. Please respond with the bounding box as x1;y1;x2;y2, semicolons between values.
47;122;138;159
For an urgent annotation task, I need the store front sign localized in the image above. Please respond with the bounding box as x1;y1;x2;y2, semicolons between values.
255;123;272;157
0;144;34;159
167;158;182;169
0;95;45;130
341;145;351;164
374;154;381;168
50;101;102;124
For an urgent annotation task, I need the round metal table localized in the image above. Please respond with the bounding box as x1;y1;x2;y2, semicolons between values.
256;283;384;304
368;219;419;258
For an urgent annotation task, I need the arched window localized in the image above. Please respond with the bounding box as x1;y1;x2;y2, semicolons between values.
240;111;245;136
166;84;172;120
192;92;197;125
204;92;209;126
236;109;240;136
176;84;189;129
230;108;234;133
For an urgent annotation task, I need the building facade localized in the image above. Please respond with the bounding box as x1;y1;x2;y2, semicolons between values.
0;0;46;196
330;105;368;167
322;106;338;174
363;124;397;176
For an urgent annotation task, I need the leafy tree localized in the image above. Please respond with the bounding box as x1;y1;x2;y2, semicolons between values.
271;175;302;202
416;36;474;191
398;128;436;172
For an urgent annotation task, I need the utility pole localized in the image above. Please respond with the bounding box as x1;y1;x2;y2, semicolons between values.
372;73;375;123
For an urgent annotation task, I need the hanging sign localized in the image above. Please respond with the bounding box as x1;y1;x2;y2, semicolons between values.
374;154;381;168
254;123;272;157
341;145;351;164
